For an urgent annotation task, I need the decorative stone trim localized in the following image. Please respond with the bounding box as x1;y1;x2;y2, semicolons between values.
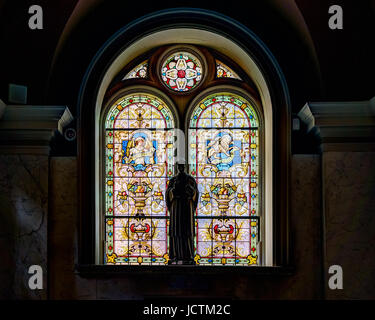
0;102;73;154
298;97;375;152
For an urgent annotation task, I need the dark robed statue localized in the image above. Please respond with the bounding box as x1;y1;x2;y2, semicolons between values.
166;163;199;265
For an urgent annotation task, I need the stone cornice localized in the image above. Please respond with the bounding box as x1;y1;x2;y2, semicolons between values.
298;97;375;151
0;102;73;154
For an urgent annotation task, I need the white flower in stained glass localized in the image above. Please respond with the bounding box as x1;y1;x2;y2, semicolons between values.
161;51;203;92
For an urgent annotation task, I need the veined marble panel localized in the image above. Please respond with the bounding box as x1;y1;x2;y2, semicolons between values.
0;155;48;299
323;152;375;299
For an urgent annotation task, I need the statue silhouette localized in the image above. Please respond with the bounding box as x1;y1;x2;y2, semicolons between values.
166;163;198;265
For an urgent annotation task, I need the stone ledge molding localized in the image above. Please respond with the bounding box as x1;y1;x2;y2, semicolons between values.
298;97;375;152
0;100;73;154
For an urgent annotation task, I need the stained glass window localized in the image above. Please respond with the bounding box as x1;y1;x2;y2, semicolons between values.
216;60;241;80
160;51;203;92
104;93;176;265
123;61;148;80
188;92;260;266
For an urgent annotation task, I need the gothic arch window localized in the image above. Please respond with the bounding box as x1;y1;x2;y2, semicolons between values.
103;90;178;265
187;89;262;265
91;32;280;268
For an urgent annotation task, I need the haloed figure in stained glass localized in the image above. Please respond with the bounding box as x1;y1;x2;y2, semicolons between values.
123;133;156;167
166;163;199;265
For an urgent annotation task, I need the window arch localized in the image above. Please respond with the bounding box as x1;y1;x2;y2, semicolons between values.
90;33;279;267
103;90;178;265
187;90;262;265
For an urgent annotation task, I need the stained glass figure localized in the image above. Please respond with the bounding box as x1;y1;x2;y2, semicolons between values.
104;93;175;265
123;61;148;80
161;51;203;92
188;92;260;266
216;60;241;80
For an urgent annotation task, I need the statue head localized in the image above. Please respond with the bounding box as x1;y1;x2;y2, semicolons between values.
177;163;185;173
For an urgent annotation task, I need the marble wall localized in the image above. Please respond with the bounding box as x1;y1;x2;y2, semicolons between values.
48;155;323;299
323;152;375;299
0;155;48;299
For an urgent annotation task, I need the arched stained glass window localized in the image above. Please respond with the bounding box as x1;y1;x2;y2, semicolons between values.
188;91;260;266
98;43;272;268
104;92;176;265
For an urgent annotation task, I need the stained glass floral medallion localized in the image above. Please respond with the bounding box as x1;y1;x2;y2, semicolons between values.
104;92;175;265
160;50;203;92
188;92;260;266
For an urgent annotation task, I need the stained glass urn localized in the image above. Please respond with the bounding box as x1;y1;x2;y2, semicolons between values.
127;180;152;214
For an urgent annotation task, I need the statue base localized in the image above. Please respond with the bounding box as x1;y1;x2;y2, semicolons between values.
168;259;195;265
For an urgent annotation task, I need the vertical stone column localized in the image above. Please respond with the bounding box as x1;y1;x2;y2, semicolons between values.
0;102;72;299
299;97;375;299
48;157;97;299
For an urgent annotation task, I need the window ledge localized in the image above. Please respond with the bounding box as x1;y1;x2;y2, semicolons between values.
75;264;294;278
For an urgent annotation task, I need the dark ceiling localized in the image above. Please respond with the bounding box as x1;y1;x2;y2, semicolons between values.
0;0;374;108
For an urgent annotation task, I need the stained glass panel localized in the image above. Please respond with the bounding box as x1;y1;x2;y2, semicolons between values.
216;60;241;80
123;60;148;80
189;92;260;266
161;51;203;92
104;93;175;265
